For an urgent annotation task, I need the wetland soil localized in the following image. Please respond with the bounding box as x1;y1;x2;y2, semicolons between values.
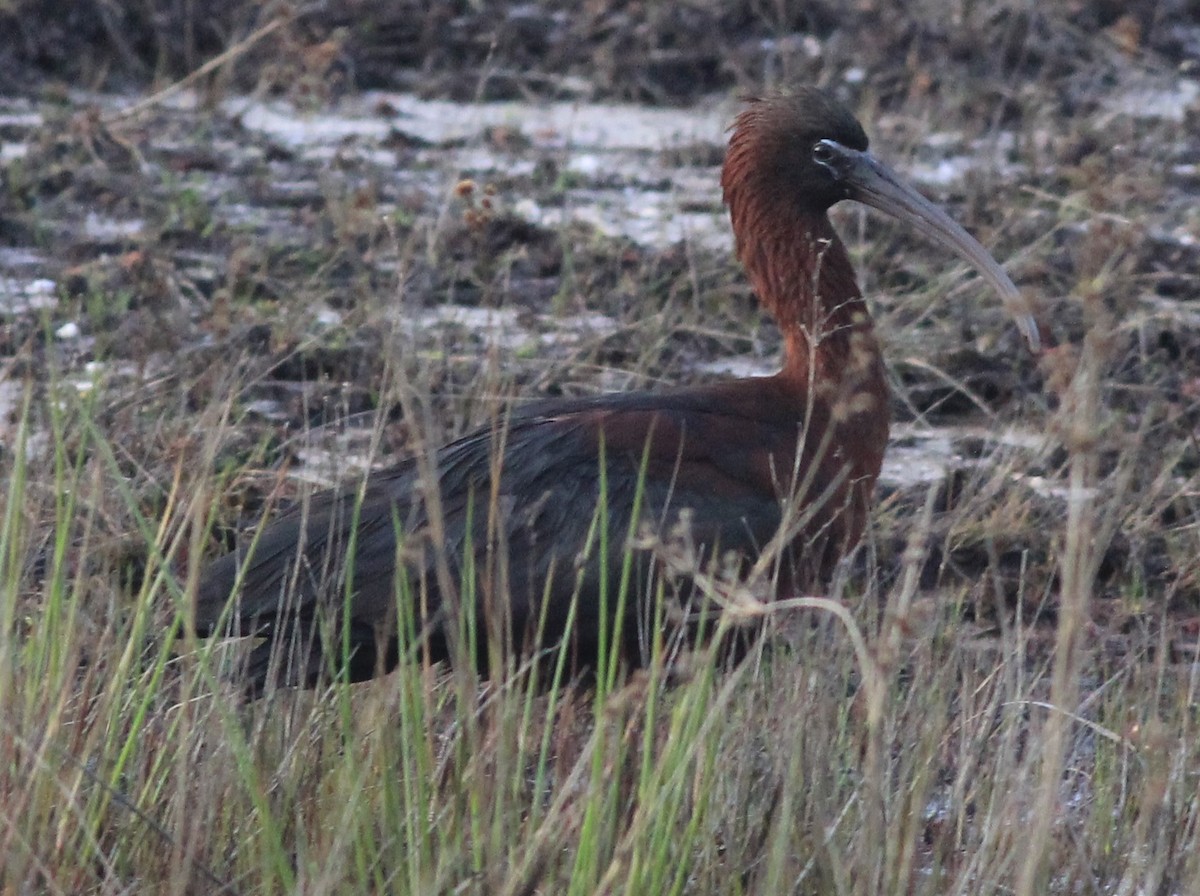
1;0;1199;653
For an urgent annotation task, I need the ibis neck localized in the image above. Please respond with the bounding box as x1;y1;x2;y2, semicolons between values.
736;212;878;385
735;210;889;483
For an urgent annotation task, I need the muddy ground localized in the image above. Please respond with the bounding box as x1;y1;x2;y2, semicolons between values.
1;0;1199;655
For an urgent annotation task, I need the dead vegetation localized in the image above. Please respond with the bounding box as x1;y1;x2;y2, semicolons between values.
0;1;1198;893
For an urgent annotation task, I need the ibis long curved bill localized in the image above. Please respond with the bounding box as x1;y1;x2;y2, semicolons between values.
817;139;1041;353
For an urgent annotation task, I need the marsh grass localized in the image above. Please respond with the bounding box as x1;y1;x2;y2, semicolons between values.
3;280;1200;894
3;3;1200;889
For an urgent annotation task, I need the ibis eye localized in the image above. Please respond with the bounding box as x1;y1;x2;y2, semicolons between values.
812;141;837;166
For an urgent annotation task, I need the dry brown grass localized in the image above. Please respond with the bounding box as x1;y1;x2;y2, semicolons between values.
1;1;1198;892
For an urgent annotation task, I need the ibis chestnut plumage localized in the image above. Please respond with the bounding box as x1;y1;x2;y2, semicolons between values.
194;88;1039;695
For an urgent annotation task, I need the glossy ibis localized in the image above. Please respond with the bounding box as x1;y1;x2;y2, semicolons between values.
195;88;1039;695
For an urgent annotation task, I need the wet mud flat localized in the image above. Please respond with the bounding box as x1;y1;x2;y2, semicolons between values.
1;4;1200;892
0;3;1198;647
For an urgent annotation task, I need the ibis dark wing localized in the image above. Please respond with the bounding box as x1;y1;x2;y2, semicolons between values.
195;383;815;692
